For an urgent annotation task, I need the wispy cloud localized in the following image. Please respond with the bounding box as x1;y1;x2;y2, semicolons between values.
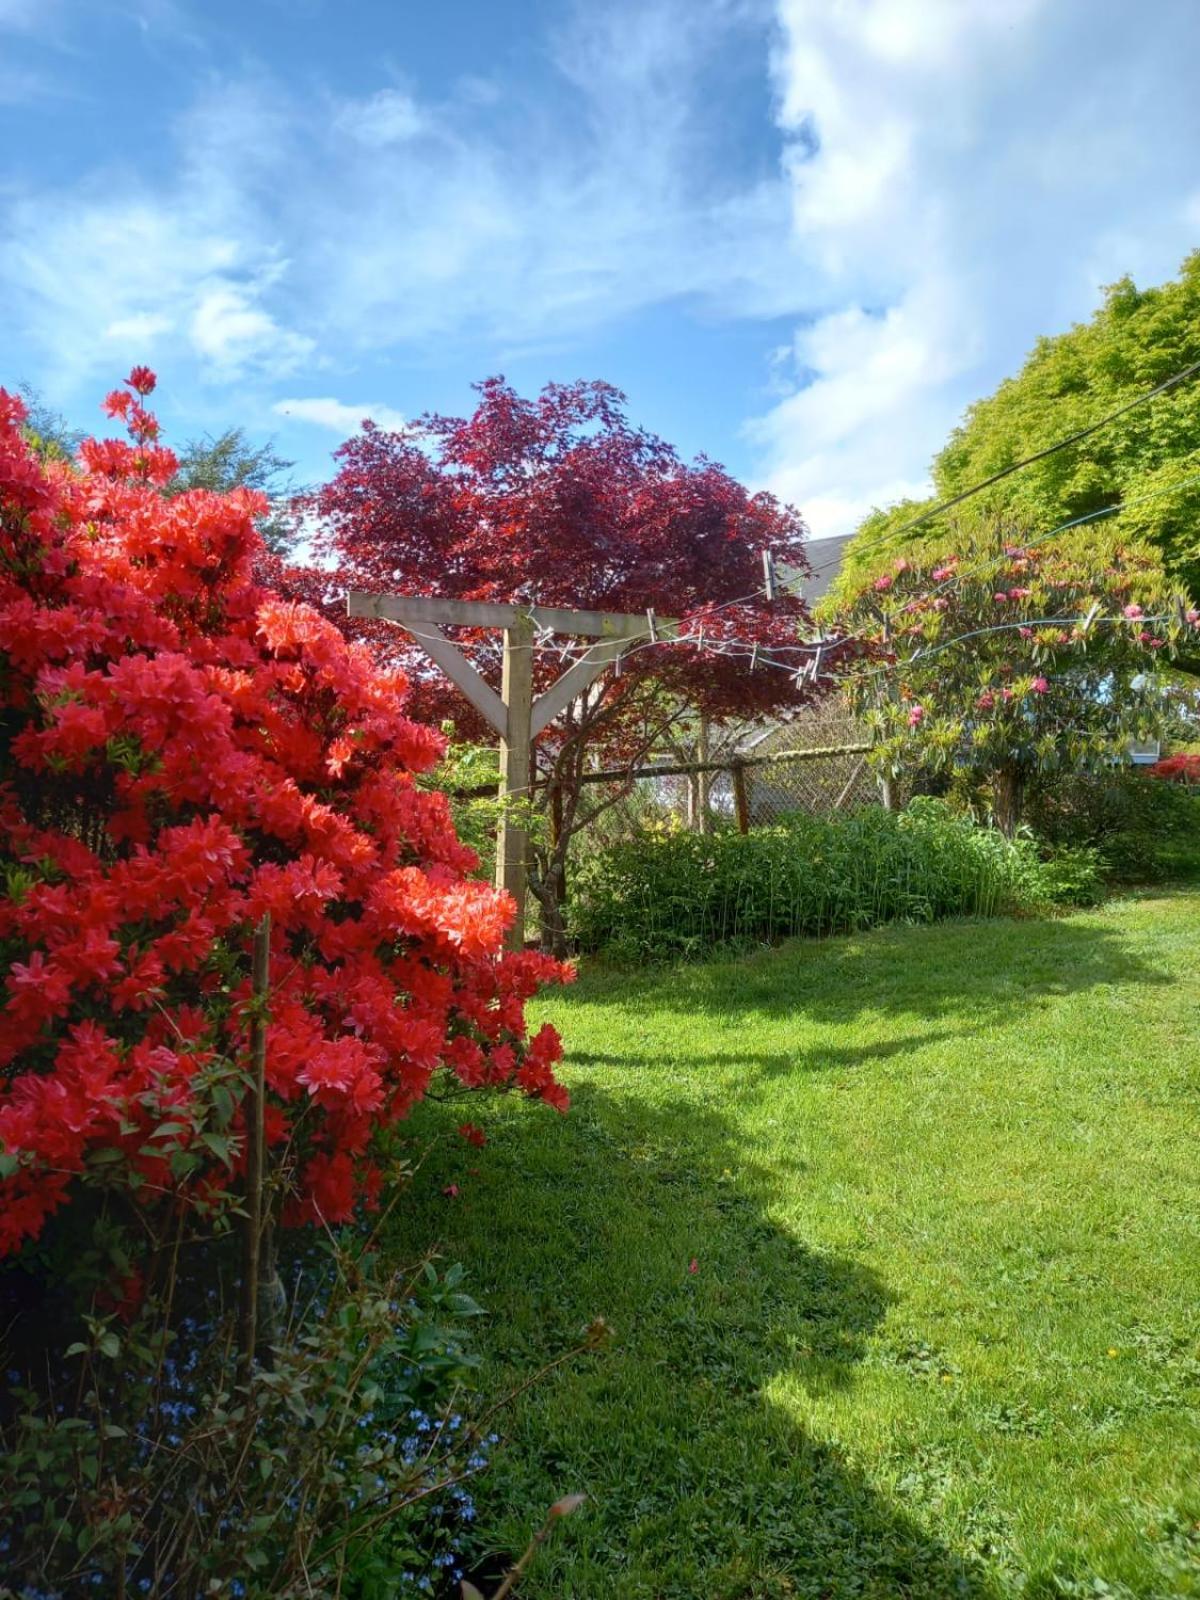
0;0;802;390
273;396;406;433
333;87;426;146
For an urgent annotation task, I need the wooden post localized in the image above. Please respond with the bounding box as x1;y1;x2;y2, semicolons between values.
731;760;750;834
238;913;270;1381
696;716;712;835
497;616;534;949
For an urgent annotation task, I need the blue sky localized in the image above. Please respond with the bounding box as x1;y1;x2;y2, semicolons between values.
2;0;1199;540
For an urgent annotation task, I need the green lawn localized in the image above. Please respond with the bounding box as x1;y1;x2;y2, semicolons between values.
385;893;1200;1598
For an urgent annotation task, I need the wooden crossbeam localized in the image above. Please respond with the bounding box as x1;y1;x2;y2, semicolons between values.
347;591;671;641
400;620;507;735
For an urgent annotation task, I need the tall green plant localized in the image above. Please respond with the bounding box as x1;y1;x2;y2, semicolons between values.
569;801;1076;959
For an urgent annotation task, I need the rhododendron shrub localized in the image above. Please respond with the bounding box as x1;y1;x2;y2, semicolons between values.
0;373;571;1261
834;523;1198;833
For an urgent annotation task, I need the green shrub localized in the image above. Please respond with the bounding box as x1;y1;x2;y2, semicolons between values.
1031;844;1107;907
0;1234;492;1599
1028;769;1200;884
569;799;1064;959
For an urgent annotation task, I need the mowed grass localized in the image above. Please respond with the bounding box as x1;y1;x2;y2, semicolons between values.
385;894;1200;1598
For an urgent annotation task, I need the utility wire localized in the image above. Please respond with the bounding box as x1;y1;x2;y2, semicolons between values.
799;355;1200;583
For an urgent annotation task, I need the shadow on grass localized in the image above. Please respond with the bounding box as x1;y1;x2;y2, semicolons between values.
570;1027;972;1081
562;909;1171;1032
386;1080;1006;1599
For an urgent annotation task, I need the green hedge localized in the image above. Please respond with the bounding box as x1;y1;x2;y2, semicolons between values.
1026;768;1200;884
569;799;1086;958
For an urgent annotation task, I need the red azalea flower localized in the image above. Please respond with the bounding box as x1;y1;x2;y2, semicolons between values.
0;374;572;1259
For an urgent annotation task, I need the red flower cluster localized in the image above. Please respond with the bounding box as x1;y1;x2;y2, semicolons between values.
0;374;572;1255
1148;752;1200;785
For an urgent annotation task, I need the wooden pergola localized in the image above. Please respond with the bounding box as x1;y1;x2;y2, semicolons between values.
347;592;676;947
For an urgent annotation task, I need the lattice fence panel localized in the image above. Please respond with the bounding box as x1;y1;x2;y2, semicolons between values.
744;749;876;823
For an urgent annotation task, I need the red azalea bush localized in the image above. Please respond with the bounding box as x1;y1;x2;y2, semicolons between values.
1148;751;1200;784
0;372;571;1261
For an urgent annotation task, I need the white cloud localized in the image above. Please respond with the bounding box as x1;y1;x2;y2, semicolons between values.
102;311;174;343
273;396;406;433
334;88;425;145
750;0;1200;536
189;281;315;376
747;278;979;532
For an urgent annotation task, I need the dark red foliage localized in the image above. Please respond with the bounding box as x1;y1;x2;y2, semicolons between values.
288;377;823;743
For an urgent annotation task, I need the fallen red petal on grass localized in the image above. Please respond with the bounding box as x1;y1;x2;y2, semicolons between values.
688;1258;699;1274
442;1184;460;1199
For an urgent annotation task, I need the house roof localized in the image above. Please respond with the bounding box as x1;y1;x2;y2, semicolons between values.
797;533;854;605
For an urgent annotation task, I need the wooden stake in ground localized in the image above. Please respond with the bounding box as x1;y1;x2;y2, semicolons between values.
347;594;673;949
238;913;270;1382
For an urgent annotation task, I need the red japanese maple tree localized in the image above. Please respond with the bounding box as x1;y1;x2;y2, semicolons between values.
0;372;570;1262
294;378;832;949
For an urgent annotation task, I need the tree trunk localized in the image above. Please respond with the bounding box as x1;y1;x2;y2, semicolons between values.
540;782;570;958
539;890;571;960
993;764;1026;836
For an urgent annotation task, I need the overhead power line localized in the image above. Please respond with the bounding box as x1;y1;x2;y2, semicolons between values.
802;354;1200;583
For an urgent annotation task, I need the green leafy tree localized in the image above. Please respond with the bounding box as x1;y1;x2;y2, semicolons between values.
837;524;1197;833
169;427;299;553
16;384;83;462
831;252;1200;604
